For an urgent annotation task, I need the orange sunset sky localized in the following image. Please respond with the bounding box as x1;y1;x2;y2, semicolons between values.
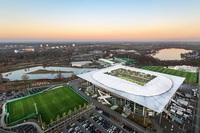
0;0;200;41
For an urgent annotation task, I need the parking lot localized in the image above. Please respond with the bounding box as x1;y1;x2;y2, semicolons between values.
155;84;199;133
60;106;139;133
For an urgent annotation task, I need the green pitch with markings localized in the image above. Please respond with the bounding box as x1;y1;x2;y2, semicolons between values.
6;86;89;126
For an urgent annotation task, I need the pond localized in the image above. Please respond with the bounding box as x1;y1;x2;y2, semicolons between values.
2;66;95;81
151;48;192;60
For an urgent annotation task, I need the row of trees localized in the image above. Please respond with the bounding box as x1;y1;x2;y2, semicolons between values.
41;103;88;129
21;72;77;82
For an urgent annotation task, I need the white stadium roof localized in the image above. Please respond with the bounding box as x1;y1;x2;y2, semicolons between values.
78;65;185;113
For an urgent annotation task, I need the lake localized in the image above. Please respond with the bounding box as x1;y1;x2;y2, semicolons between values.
151;48;192;60
2;66;95;81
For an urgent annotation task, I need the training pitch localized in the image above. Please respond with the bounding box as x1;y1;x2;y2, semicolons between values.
141;66;198;85
6;86;89;126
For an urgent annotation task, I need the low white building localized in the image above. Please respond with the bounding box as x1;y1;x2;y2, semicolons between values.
71;61;92;67
98;58;115;67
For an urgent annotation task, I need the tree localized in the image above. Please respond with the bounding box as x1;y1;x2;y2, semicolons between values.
68;109;72;117
50;119;54;125
70;73;77;80
83;103;87;109
79;105;82;112
42;122;46;129
21;74;29;81
0;73;3;84
56;114;60;122
62;112;66;119
55;71;64;81
74;106;77;114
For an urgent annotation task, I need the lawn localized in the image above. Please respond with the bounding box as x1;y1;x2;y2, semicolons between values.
6;86;89;126
141;66;198;85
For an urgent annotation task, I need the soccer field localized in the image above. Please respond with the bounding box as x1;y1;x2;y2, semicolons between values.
6;86;89;126
141;66;198;85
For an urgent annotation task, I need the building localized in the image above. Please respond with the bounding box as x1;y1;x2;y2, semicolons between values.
98;58;115;67
71;61;92;67
112;58;137;65
71;54;94;61
78;65;184;116
14;48;35;53
89;50;103;55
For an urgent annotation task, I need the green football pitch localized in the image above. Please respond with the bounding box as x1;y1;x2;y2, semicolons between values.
6;86;89;126
141;66;198;85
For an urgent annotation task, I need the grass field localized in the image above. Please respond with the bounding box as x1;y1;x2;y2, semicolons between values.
6;86;89;126
141;66;198;85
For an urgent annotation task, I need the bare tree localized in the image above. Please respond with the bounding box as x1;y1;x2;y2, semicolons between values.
68;109;72;117
50;119;54;125
79;104;82;112
74;106;77;114
21;74;29;81
55;71;64;81
70;73;77;80
0;73;3;84
62;112;66;119
42;122;46;129
56;114;60;122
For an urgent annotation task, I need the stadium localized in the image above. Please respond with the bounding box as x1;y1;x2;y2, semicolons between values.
78;65;185;116
1;85;91;132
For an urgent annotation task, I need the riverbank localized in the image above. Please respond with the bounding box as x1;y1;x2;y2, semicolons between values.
27;69;73;74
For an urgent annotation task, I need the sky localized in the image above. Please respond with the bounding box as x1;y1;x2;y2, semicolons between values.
0;0;200;41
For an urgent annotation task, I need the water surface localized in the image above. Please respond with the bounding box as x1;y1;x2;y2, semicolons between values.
151;48;192;60
2;66;95;81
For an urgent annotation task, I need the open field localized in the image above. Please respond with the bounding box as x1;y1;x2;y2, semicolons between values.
141;66;198;85
6;86;89;126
